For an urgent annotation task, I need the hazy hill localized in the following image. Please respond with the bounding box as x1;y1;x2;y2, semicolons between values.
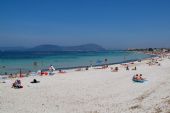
29;45;63;51
30;44;105;51
0;44;105;52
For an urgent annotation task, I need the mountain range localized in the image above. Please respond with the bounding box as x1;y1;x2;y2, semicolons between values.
0;44;105;52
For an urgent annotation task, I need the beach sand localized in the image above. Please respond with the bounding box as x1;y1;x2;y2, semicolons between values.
0;57;170;113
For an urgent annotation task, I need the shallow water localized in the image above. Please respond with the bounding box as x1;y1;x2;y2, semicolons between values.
0;51;152;74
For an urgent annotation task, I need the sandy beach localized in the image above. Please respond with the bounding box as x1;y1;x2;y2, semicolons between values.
0;57;170;113
1;0;170;112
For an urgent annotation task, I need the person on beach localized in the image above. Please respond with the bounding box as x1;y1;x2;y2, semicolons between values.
133;74;144;81
126;66;129;70
132;66;137;70
102;65;108;69
115;67;118;71
9;74;13;78
49;65;55;72
134;66;136;70
86;66;89;70
111;67;118;72
12;79;23;89
59;69;66;73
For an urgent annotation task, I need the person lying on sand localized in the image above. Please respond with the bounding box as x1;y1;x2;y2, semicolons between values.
30;79;40;83
12;79;23;89
75;68;82;71
59;70;66;73
102;65;108;69
111;67;118;72
130;62;134;64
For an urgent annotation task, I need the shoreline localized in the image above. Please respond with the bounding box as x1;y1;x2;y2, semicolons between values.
0;51;155;76
0;51;151;75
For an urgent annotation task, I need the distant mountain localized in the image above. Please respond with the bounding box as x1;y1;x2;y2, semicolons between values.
29;45;63;51
0;44;105;52
30;44;105;51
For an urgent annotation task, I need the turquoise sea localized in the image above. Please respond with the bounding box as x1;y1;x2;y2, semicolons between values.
0;51;152;74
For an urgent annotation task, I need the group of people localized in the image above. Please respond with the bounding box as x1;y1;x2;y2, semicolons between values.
11;63;145;89
111;67;119;72
12;79;40;89
126;65;137;71
133;74;145;81
111;65;136;72
147;58;162;66
110;65;145;83
12;79;23;89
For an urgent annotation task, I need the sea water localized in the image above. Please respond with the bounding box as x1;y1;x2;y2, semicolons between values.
0;51;152;74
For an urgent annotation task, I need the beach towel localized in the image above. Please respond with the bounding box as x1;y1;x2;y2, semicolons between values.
132;78;146;83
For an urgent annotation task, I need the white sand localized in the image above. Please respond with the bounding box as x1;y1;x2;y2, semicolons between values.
0;58;170;113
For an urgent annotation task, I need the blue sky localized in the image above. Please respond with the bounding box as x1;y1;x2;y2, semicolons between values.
0;0;170;49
